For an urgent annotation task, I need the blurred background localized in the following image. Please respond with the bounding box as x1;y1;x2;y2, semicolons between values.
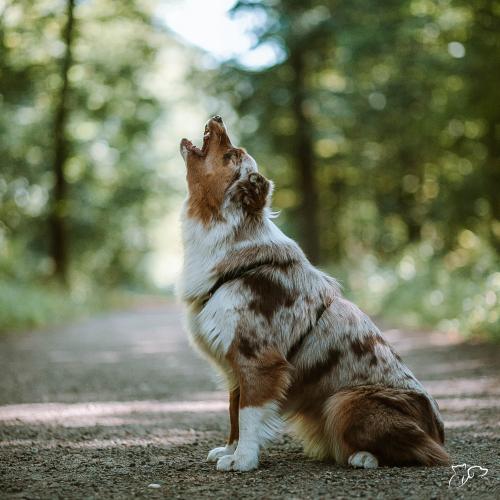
0;0;498;339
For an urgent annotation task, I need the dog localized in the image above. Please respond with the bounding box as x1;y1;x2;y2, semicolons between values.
178;116;449;472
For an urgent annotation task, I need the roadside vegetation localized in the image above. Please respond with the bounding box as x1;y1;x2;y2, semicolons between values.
334;244;499;341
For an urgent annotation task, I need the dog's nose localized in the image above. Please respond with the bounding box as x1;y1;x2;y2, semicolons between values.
205;116;231;147
207;115;226;132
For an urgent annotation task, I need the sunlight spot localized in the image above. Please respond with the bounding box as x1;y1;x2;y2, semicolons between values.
429;289;444;306
0;430;218;449
444;419;478;429
398;255;416;280
368;92;386;110
0;399;227;425
424;377;500;398
437;397;500;410
157;0;281;69
238;41;286;70
448;41;465;58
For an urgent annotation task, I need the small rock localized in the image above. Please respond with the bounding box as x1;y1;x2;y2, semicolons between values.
148;483;161;489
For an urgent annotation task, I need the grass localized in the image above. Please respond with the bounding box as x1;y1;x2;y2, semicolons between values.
0;280;142;333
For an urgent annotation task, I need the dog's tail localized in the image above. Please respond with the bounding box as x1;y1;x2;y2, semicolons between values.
324;385;450;466
410;432;450;466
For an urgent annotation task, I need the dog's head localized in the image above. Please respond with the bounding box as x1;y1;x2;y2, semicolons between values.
180;116;272;226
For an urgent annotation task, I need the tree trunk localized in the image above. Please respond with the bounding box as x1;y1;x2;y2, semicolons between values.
290;51;320;264
485;124;500;253
50;0;75;284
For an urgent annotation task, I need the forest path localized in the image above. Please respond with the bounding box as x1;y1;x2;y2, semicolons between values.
0;303;499;499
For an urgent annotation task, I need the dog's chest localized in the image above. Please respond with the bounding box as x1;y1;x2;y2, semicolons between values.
185;305;234;373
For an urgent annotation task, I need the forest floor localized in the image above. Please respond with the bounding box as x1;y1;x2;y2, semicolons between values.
0;302;499;499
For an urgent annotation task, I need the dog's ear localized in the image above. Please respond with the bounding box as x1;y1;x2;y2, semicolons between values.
233;173;272;214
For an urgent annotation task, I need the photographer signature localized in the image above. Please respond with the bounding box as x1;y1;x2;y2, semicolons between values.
449;464;488;488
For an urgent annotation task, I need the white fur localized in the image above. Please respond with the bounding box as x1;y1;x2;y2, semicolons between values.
180;144;189;161
195;286;244;355
348;451;379;469
207;442;237;462
178;211;236;301
216;403;282;472
240;153;258;176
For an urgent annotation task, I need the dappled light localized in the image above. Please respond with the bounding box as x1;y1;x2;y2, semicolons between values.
0;432;214;451
1;302;499;497
0;399;228;426
2;306;500;497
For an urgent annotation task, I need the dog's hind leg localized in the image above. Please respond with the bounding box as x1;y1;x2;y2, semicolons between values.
324;385;449;467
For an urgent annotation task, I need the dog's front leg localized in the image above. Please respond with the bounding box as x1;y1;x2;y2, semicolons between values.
216;352;290;472
207;387;239;462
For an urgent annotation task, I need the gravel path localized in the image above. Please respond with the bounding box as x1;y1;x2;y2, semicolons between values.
0;303;499;499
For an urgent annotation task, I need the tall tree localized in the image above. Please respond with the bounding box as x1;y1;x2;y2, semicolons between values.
0;0;169;287
209;0;500;263
459;0;500;252
289;47;320;262
209;0;340;263
50;0;75;283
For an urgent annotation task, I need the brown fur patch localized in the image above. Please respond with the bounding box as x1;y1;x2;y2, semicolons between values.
214;243;301;277
209;249;299;305
227;344;291;408
238;334;259;359
287;411;330;460
325;386;449;466
223;147;246;165
228;387;240;445
350;334;386;358
243;271;297;323
302;347;343;384
186;167;234;225
184;118;240;226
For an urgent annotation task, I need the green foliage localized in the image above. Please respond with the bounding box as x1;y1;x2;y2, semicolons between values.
0;279;131;333
0;0;169;288
332;240;499;340
0;0;498;339
0;280;82;332
203;0;500;339
206;0;500;256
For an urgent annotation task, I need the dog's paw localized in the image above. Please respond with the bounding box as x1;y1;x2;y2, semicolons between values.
348;451;379;469
216;452;259;472
207;444;236;463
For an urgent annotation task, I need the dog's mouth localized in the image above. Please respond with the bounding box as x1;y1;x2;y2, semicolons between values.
180;116;231;158
180;137;206;157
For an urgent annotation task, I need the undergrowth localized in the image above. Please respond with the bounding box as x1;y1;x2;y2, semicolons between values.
329;243;499;341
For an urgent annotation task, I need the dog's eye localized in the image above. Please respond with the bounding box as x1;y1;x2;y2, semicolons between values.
223;150;235;162
224;148;244;162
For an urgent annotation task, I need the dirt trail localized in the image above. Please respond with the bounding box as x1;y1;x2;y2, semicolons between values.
0;303;499;499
